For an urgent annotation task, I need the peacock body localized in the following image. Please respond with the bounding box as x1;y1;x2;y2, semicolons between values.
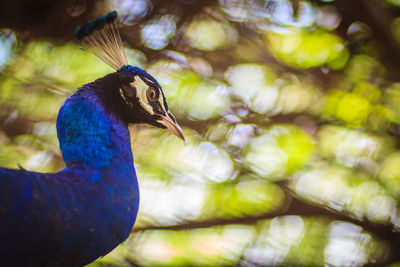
0;11;184;267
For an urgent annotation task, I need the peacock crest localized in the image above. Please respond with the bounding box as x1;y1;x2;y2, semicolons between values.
75;11;128;70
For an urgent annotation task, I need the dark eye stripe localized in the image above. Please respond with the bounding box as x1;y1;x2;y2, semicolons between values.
149;101;165;115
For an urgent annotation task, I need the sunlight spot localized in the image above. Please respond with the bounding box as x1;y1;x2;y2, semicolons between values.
141;15;177;50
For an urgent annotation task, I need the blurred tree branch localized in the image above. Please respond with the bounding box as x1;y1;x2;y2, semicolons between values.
133;188;400;263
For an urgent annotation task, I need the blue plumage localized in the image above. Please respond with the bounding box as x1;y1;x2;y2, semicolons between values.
0;82;139;266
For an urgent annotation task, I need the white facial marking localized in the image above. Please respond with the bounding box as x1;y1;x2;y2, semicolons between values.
140;77;166;113
129;78;152;114
158;89;165;113
119;88;134;108
130;77;167;116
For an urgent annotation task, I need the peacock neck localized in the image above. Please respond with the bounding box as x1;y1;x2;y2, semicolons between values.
57;84;133;172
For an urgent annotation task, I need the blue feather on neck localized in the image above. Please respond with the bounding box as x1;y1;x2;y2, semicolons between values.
0;81;140;266
57;83;130;169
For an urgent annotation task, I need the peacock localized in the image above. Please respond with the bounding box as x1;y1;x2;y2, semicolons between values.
0;11;185;267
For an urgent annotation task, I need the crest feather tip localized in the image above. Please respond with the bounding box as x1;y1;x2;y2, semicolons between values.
75;10;127;70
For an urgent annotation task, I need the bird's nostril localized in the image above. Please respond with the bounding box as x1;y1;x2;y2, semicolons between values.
168;112;176;123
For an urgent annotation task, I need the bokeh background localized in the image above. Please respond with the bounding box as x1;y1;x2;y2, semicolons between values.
1;0;400;266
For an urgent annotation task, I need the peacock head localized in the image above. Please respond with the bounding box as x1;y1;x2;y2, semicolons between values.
76;11;185;141
115;65;185;141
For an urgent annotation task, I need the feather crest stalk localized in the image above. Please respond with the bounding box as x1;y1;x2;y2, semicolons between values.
75;11;128;70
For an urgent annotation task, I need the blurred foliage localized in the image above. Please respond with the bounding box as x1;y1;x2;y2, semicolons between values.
2;0;400;266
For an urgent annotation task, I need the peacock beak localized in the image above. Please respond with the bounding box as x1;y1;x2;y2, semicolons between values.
157;111;185;141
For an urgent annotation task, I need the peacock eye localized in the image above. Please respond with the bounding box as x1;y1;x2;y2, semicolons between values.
146;87;159;102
